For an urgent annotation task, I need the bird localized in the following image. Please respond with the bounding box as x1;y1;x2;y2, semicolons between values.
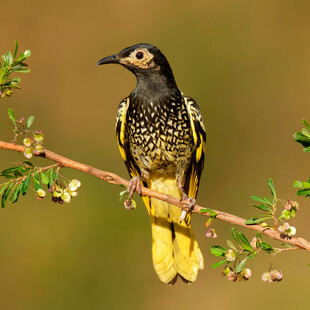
97;43;206;284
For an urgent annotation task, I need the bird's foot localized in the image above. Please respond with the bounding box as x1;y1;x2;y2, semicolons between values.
179;195;196;223
124;177;142;210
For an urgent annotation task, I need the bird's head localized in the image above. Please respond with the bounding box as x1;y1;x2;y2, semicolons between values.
97;43;178;92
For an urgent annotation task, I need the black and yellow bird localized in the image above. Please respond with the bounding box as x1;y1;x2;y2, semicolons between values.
97;43;206;284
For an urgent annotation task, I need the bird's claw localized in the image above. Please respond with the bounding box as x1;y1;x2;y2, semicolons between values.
127;176;142;199
179;195;196;223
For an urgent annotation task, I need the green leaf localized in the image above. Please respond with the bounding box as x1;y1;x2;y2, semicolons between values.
301;128;310;138
23;50;31;59
231;227;241;245
200;208;218;217
293;180;310;189
1;181;13;208
26;115;34;129
304;146;310;152
11;65;30;73
2;51;13;67
119;190;127;201
251;203;272;212
1;166;23;176
251;195;272;206
210;246;227;257
245;216;272;225
236;257;248;273
256;231;262;239
10;183;21;203
302;119;310;131
40;172;49;185
226;240;237;251
297;189;310;197
21;171;31;195
211;259;227;269
23;161;34;168
249;251;258;258
294;131;310;147
294;180;304;188
13;41;19;59
268;179;277;201
261;241;274;253
238;232;253;251
7;108;15;124
17;50;31;62
33;172;41;191
0;182;10;195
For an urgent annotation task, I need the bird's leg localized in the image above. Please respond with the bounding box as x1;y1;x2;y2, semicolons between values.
176;174;196;223
124;169;149;210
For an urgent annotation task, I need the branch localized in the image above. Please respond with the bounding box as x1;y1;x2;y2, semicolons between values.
1;140;310;252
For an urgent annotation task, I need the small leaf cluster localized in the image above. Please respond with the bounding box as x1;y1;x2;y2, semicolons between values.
245;179;277;225
0;162;56;208
293;119;310;199
0;41;31;98
294;180;310;199
0;163;81;207
211;228;275;282
294;119;310;152
245;179;298;236
5;108;45;157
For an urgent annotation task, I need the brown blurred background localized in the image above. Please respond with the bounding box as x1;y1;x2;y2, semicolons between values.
1;0;310;309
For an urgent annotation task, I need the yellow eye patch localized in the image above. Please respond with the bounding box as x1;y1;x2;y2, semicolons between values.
121;48;154;69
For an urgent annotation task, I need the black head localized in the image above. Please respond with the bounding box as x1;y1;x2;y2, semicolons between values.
97;43;178;93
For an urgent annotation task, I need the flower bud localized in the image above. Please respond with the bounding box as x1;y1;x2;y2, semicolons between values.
282;209;291;220
206;228;213;238
23;137;34;147
23;147;33;159
222;267;232;276
242;268;252;279
33;144;44;155
250;237;258;249
36;189;46;198
227;271;237;281
33;131;44;142
262;272;272;282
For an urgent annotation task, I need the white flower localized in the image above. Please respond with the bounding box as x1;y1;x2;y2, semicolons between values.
61;192;71;203
225;249;236;262
68;179;81;191
287;226;296;236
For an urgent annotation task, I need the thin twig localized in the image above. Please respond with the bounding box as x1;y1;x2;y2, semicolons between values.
1;140;310;252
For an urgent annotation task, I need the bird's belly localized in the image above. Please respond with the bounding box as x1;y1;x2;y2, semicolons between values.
129;132;194;174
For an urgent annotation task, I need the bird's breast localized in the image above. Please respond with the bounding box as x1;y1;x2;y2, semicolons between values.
127;99;194;173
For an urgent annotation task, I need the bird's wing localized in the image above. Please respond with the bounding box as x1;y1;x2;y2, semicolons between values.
183;95;206;199
115;97;140;178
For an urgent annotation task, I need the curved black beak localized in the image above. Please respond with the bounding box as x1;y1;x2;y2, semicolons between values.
96;54;119;66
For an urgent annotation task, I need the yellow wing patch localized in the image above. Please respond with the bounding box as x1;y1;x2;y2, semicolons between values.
183;95;206;199
115;97;140;178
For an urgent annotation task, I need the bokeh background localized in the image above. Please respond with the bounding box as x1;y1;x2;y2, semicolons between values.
1;0;310;309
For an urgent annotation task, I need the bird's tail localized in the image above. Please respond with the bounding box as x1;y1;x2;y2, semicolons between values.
142;176;204;284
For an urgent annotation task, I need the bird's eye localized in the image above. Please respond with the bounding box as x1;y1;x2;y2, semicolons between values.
136;51;144;60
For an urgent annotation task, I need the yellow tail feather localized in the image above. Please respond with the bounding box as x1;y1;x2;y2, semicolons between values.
143;177;204;284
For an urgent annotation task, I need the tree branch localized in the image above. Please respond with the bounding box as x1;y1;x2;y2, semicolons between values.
1;140;310;252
